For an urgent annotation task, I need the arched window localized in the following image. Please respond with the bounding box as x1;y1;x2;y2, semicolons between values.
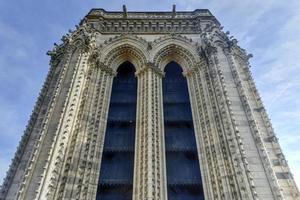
163;61;204;200
96;61;137;200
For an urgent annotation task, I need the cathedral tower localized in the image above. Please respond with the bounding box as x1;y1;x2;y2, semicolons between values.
1;7;299;200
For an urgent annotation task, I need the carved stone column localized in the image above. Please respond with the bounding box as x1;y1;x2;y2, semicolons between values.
34;46;91;200
32;46;116;200
55;62;115;200
68;63;115;200
185;64;217;200
185;60;245;200
133;63;167;200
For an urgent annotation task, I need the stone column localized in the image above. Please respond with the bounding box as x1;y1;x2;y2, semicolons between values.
133;63;167;200
55;62;115;200
185;60;243;200
185;64;217;200
34;46;91;200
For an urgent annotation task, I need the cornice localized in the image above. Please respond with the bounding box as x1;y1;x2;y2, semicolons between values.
80;8;220;34
86;8;218;21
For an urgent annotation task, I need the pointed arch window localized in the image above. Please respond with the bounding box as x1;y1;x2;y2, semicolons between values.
163;61;204;200
96;61;137;200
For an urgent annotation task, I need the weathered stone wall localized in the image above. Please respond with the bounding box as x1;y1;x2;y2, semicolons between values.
1;8;299;200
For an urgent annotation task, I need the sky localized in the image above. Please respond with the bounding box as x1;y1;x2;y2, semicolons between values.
0;0;299;189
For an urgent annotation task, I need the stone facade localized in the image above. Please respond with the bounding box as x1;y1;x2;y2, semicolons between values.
1;7;299;200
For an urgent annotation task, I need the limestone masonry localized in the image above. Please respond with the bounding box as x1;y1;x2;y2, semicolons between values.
1;7;299;200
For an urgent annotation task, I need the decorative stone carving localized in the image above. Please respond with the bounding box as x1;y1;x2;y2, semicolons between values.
1;8;299;200
134;62;167;200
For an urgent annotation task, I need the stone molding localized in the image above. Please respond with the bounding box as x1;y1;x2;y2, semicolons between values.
83;9;219;34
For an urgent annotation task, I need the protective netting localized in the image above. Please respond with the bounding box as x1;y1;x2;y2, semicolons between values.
96;62;136;200
163;62;204;200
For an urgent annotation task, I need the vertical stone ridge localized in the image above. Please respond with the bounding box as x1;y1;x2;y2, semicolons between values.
133;64;167;200
45;57;114;199
187;68;220;199
0;44;68;200
203;44;257;199
33;47;86;199
84;69;114;199
228;44;300;199
187;72;214;199
188;67;223;199
67;66;102;199
50;51;93;199
224;47;283;199
56;63;95;199
187;61;249;199
18;45;78;200
75;67;113;199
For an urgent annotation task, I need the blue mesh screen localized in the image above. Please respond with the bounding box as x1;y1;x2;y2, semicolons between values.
163;62;204;200
96;62;136;200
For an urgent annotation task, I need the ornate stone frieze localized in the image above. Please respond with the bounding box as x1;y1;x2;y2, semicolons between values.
83;9;219;34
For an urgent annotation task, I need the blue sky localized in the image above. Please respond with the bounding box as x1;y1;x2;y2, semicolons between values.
0;0;299;188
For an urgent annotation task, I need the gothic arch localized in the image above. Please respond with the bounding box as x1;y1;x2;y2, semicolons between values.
151;35;202;73
99;34;149;70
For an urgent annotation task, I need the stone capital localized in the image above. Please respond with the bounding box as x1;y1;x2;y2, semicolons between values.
94;61;117;76
135;62;164;78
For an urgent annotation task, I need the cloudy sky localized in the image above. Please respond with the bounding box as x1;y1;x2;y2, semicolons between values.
0;0;299;188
